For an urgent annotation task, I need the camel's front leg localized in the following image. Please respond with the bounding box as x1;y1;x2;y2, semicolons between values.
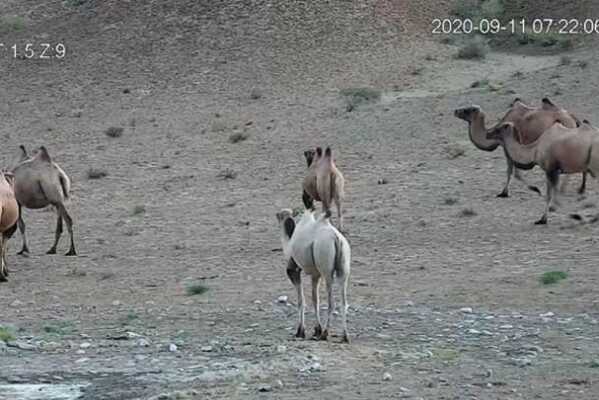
340;276;350;344
498;157;514;198
16;205;29;256
578;172;587;195
0;236;6;282
311;275;322;338
286;258;305;338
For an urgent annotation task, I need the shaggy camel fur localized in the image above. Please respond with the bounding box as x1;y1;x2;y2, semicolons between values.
0;172;19;281
454;98;585;197
487;121;599;224
12;145;76;256
277;208;351;343
302;147;345;230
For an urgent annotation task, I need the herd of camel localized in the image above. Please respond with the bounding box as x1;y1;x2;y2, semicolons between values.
1;96;595;343
278;96;599;343
455;97;599;224
0;146;76;281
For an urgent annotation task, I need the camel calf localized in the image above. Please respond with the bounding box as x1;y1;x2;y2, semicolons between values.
11;145;76;256
302;147;345;230
0;172;19;281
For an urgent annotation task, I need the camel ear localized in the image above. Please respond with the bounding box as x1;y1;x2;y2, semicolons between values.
18;145;27;157
3;172;14;186
38;146;52;162
283;217;295;238
541;97;558;111
316;147;323;157
324;147;332;158
510;97;522;107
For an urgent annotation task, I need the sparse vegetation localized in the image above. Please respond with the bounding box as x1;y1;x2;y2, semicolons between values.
516;32;574;50
440;36;456;45
229;131;250;143
456;38;488;60
132;205;146;216
578;60;588;69
445;144;466;159
559;56;572;66
0;16;25;34
88;167;108;179
218;168;237;180
540;271;568;285
250;88;262;100
211;120;227;133
590;361;599;368
451;0;504;22
444;197;458;206
43;321;75;336
105;126;124;138
471;79;490;88
459;208;477;217
340;87;381;111
0;327;15;342
186;284;209;296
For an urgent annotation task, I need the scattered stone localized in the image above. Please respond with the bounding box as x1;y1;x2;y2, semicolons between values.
460;307;473;314
10;300;23;307
258;384;273;392
540;312;555;318
137;338;151;347
75;358;89;364
70;109;83;118
276;345;287;353
383;372;392;381
168;343;178;352
112;300;121;306
80;342;91;349
7;341;36;351
201;345;213;352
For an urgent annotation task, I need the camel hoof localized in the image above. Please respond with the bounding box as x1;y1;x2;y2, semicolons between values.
312;325;323;339
342;333;351;344
0;276;6;282
578;188;586;195
17;249;29;257
295;326;306;339
65;249;77;256
496;191;509;198
534;217;547;225
46;248;57;255
319;330;329;341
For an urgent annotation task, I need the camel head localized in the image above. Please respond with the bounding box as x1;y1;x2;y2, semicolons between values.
454;105;482;123
276;208;295;239
304;149;316;167
487;122;516;142
304;147;323;167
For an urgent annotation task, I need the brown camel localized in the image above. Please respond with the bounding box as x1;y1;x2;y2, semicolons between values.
454;98;585;197
11;145;76;256
487;121;599;224
302;146;345;230
0;172;19;281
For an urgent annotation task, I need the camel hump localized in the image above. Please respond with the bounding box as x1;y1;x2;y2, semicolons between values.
38;146;52;163
18;145;27;157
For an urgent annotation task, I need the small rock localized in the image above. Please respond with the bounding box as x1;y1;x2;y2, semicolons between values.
10;300;23;307
275;380;284;388
467;329;481;335
7;341;36;351
276;345;287;353
75;358;89;364
76;350;86;355
80;342;91;349
277;295;288;304
112;300;121;306
460;307;473;314
168;343;178;352
540;312;554;318
200;345;213;352
258;384;272;392
70;109;83;118
383;372;392;381
137;338;151;347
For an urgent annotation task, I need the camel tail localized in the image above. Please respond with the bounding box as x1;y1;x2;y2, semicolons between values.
317;170;332;213
333;235;348;280
58;168;71;200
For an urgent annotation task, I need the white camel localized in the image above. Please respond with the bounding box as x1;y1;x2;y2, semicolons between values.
276;208;351;343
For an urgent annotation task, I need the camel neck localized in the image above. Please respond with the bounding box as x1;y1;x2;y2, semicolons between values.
469;113;499;151
501;130;536;165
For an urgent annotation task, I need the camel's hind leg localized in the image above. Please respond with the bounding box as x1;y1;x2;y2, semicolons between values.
287;258;305;338
55;203;76;256
46;211;63;255
578;172;587;195
311;275;322;338
334;196;344;232
340;274;350;343
536;170;559;225
16;205;29;256
319;276;335;341
0;236;7;282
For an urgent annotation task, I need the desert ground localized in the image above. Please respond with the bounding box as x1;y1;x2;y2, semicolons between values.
1;1;599;399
